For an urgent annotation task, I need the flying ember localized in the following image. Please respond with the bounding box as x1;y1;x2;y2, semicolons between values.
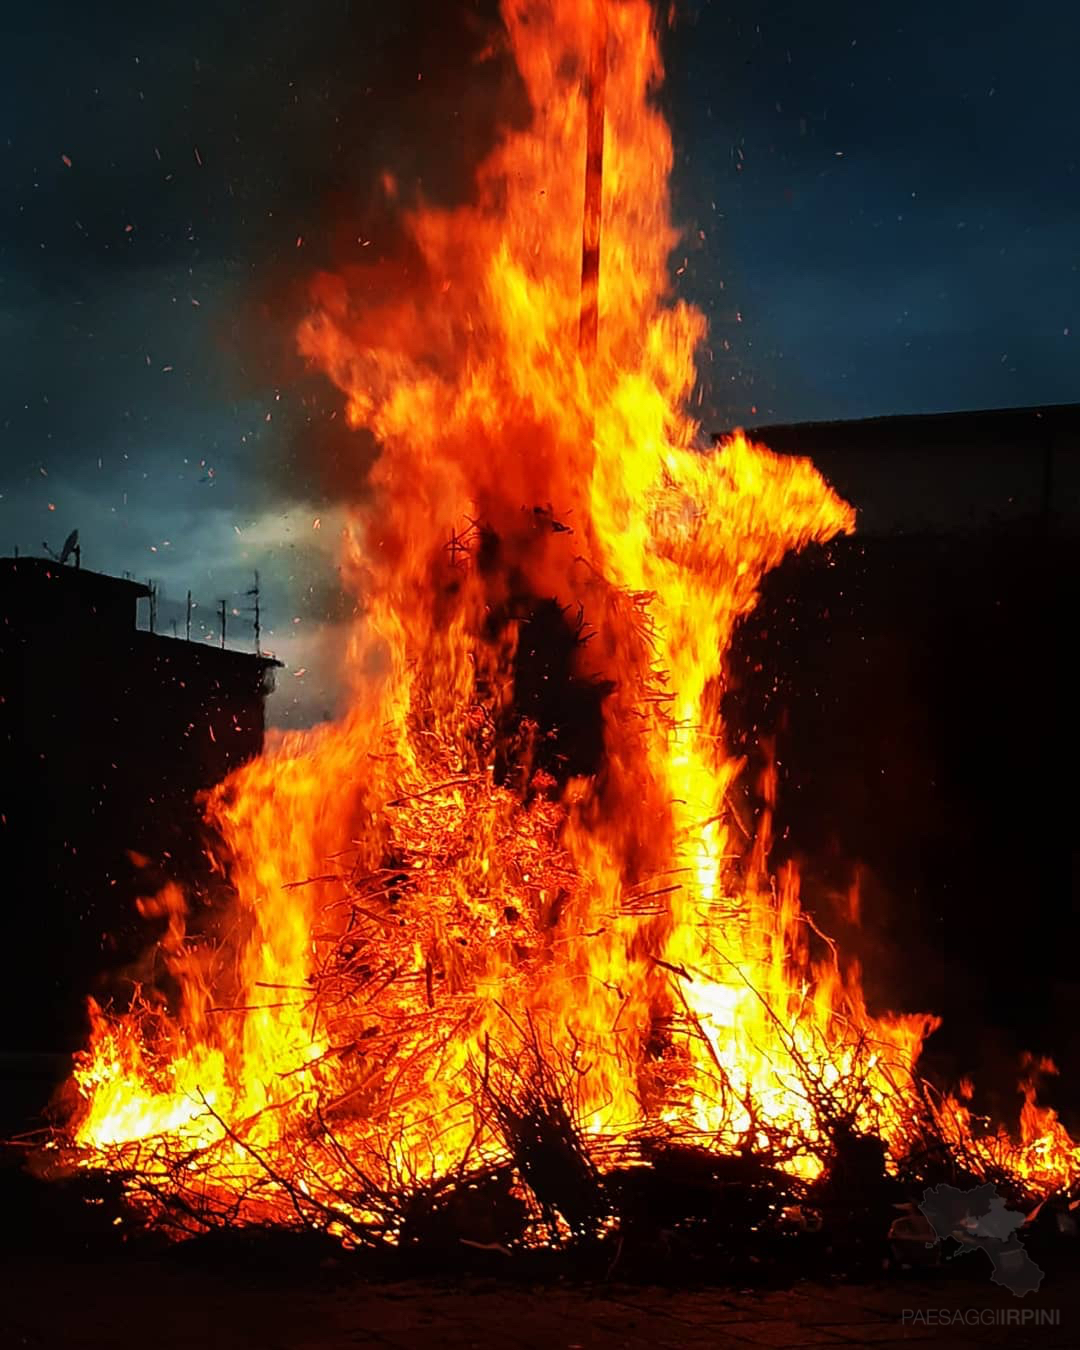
63;0;1078;1239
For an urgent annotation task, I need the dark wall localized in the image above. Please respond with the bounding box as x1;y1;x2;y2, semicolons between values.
0;560;276;1051
727;524;1075;1120
738;403;1079;535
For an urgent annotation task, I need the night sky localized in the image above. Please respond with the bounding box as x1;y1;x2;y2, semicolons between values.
2;0;1076;721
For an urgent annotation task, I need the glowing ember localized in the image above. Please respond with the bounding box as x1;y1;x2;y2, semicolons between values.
64;0;1078;1237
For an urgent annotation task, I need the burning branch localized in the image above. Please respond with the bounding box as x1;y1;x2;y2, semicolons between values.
46;0;1080;1268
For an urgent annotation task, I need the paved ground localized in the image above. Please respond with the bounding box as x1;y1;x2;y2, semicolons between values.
2;1070;1076;1349
1;1262;1075;1350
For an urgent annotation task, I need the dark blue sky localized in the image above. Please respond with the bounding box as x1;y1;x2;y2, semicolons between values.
669;1;1079;422
1;0;1076;717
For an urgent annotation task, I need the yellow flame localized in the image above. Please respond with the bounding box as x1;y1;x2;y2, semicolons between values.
69;0;1079;1224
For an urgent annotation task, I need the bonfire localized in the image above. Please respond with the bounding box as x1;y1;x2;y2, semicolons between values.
52;0;1078;1260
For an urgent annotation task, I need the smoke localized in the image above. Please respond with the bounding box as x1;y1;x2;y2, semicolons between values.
218;0;531;509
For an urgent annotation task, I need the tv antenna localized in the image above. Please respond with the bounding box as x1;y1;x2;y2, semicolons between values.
245;570;262;655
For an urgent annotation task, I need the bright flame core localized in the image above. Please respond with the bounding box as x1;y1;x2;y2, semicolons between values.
69;0;1078;1228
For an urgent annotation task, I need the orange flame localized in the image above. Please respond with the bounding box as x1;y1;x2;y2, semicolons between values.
68;0;1078;1227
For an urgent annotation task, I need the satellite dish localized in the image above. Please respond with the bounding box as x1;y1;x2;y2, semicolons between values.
59;529;80;565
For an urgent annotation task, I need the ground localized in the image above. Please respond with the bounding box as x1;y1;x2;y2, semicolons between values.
2;1071;1077;1348
1;1263;1076;1350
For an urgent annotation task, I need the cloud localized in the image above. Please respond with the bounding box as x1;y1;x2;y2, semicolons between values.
263;617;354;727
5;0;1079;730
1;2;520;730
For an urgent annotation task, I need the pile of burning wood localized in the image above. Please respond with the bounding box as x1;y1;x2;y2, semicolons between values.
38;684;1079;1278
28;0;1080;1285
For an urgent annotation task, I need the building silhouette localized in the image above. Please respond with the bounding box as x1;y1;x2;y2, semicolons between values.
0;555;280;1054
718;404;1075;1119
729;401;1079;535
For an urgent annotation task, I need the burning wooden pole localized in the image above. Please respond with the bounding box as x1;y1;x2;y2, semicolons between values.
578;0;609;364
